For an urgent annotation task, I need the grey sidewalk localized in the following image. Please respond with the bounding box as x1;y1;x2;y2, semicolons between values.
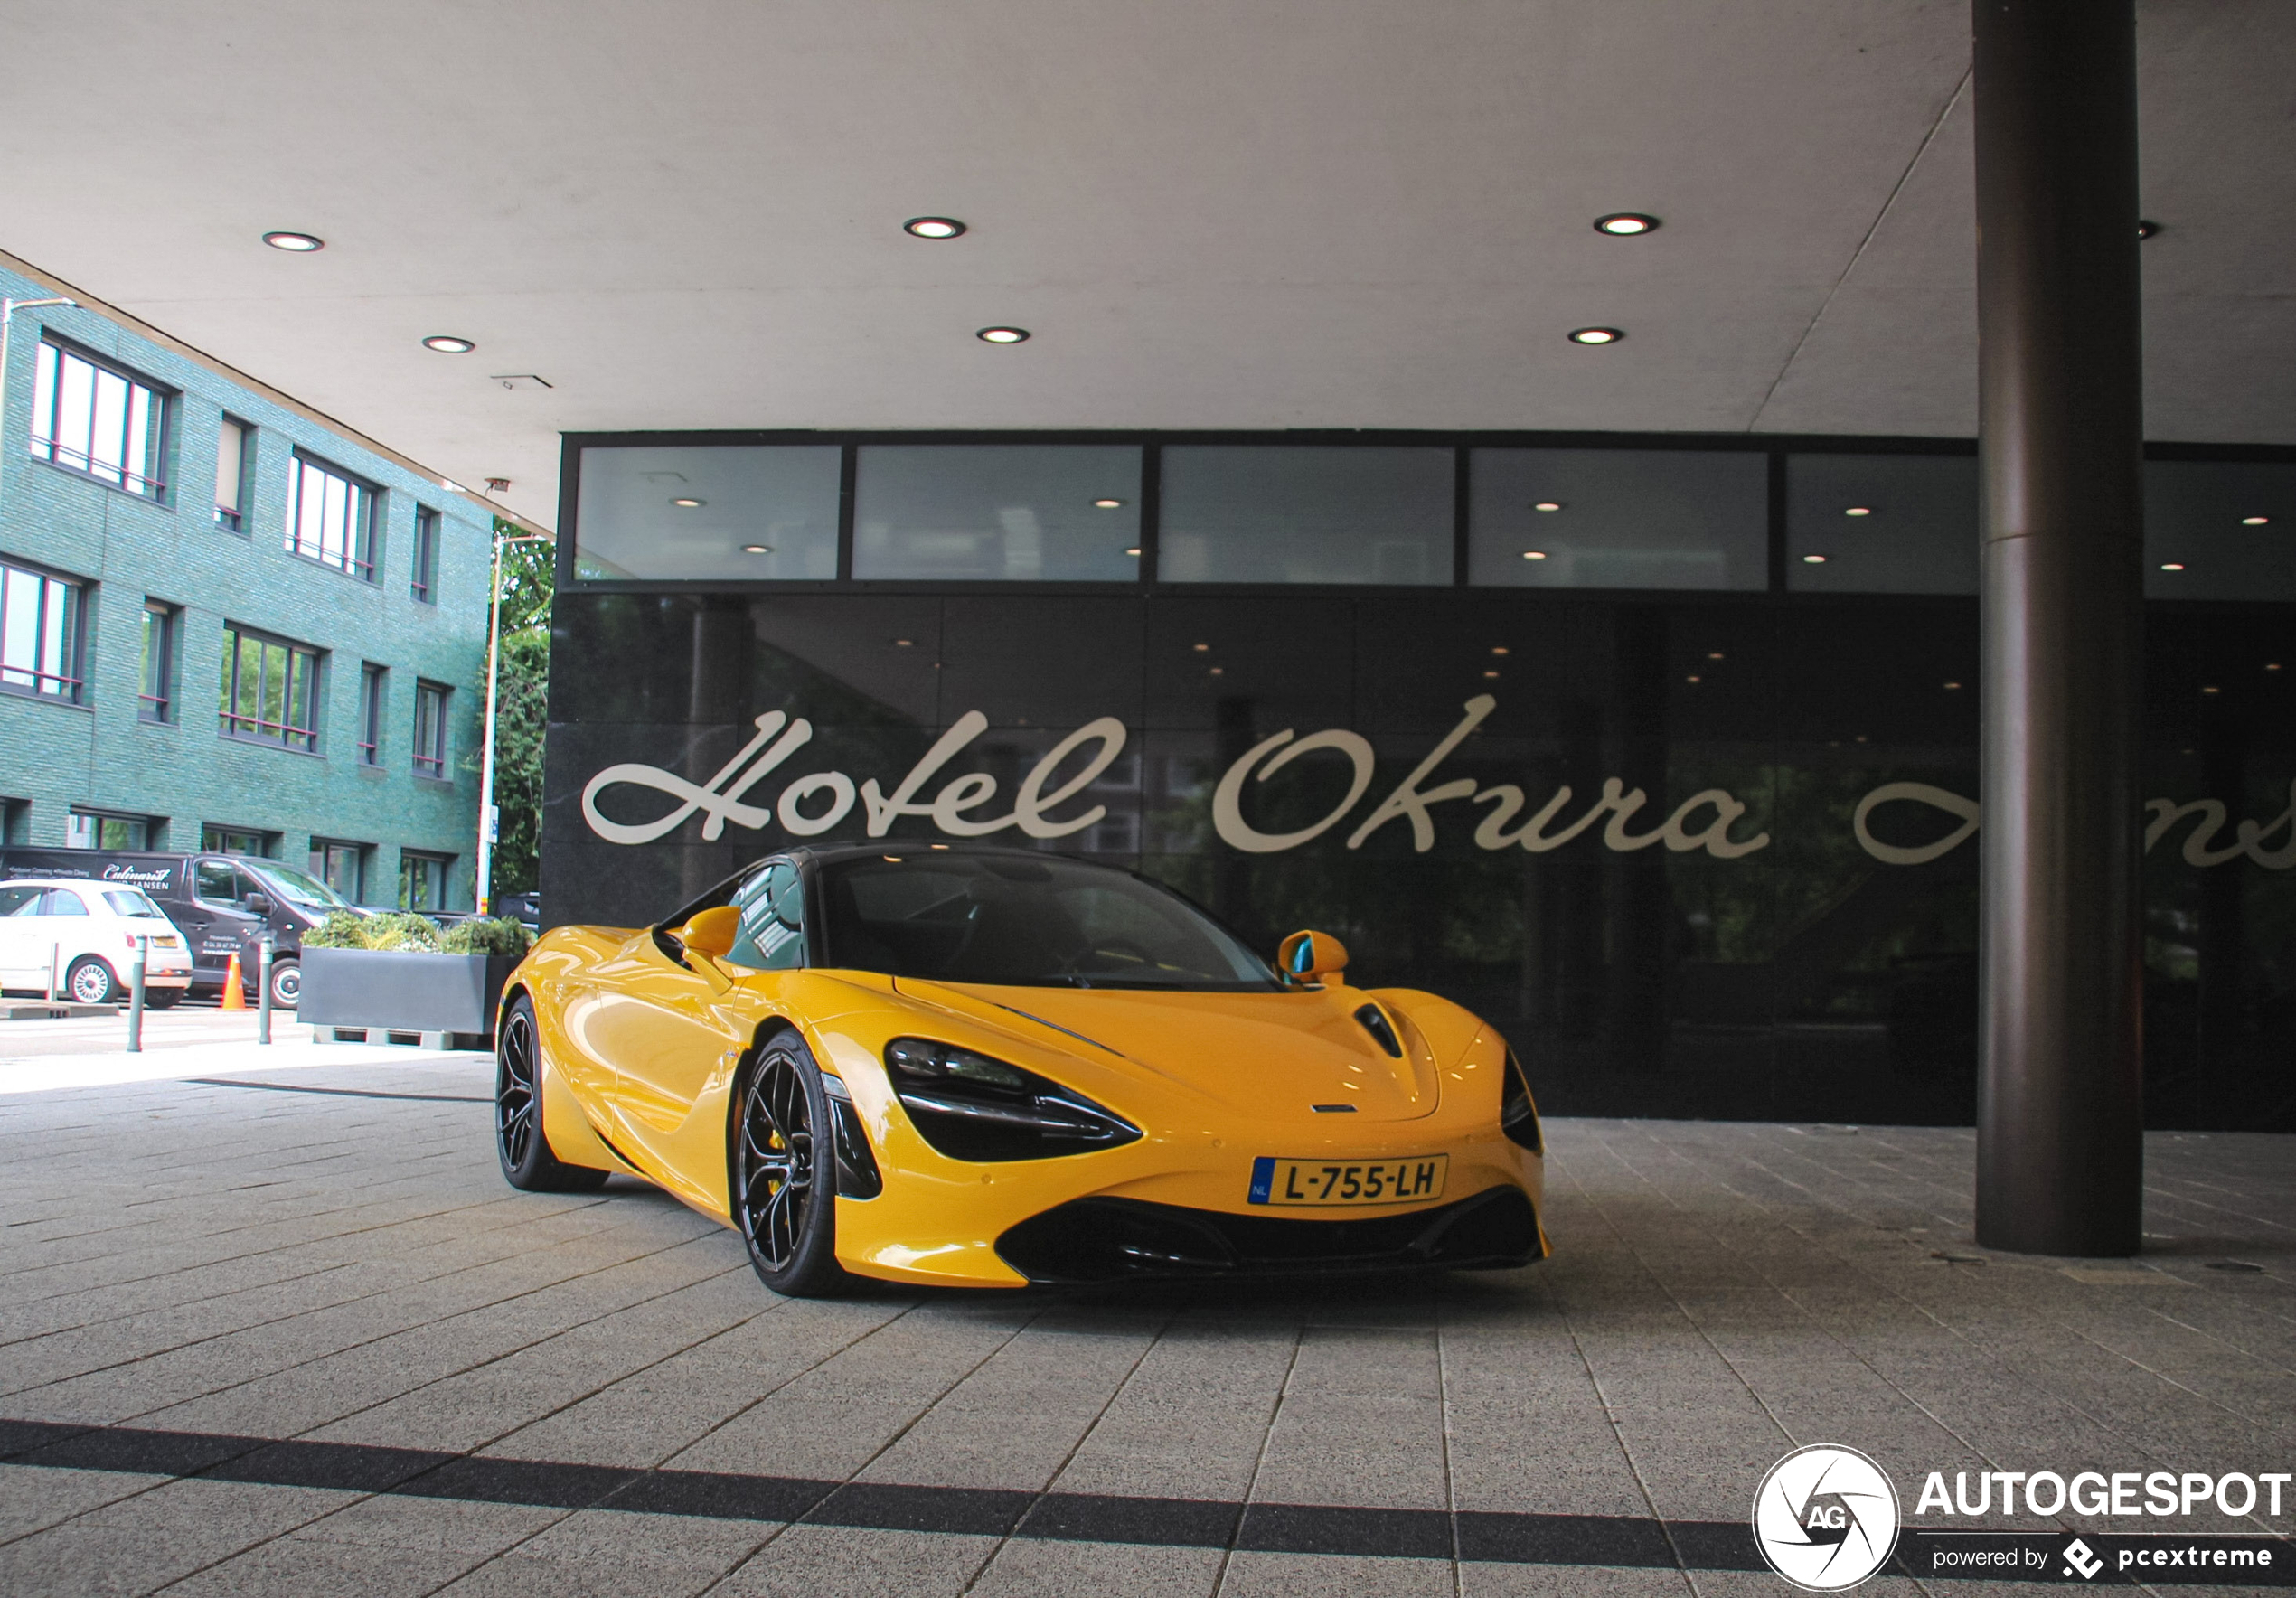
0;1055;2291;1596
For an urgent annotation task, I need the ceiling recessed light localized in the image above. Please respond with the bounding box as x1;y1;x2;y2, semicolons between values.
1482;670;1501;679
2241;515;2269;526
1595;213;1659;236
1192;643;1210;652
1532;501;1563;512
893;639;914;647
2160;562;2186;571
261;230;325;252
741;543;774;554
1707;651;1725;661
1802;554;1828;563
1208;666;1224;676
1943;682;1963;691
2137;220;2160;239
2267;663;2283;672
1124;546;1142;556
422;335;475;353
1093;498;1125;508
1568;326;1622;345
1491;645;1510;655
1521;550;1548;560
904;217;966;239
670;497;705;508
1844;506;1873;517
2201;685;2221;695
1685;674;1701;684
976;326;1029;343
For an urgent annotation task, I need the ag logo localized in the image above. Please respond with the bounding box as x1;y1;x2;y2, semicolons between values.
1752;1444;1900;1591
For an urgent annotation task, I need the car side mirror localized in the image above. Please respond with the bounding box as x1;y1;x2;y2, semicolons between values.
679;906;740;961
1277;929;1349;987
244;893;272;916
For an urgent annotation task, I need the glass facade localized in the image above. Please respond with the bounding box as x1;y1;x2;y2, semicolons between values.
1160;446;1453;585
1787;453;1978;594
576;445;841;581
1470;448;1768;590
854;446;1141;580
2146;458;2296;601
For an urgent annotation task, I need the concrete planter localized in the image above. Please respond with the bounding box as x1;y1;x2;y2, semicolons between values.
298;948;518;1044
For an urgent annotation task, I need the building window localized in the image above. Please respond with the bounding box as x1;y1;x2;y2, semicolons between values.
201;824;274;857
219;625;322;752
1468;449;1770;591
0;559;86;703
410;506;440;603
412;680;450;778
311;839;369;902
573;444;842;580
358;663;386;766
284;453;378;580
853;446;1143;581
67;809;155;850
29;339;170;501
139;600;179;722
215;416;252;531
1160;446;1455;585
400;850;451;911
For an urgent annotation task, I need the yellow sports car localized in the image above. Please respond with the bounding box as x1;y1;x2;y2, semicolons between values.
495;845;1547;1295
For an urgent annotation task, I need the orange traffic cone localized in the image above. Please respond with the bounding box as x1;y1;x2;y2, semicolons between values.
221;952;248;1011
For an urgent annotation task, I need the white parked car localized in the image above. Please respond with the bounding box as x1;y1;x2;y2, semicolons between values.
0;879;195;1005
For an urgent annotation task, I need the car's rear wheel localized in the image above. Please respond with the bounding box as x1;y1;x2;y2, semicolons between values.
496;994;610;1192
67;956;120;1005
732;1033;850;1298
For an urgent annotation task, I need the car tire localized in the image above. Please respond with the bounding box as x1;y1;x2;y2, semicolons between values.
730;1031;851;1299
144;989;183;1009
67;956;120;1005
495;993;611;1193
268;958;300;1009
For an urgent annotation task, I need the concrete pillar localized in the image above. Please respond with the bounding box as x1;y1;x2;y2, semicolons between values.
1972;0;2147;1254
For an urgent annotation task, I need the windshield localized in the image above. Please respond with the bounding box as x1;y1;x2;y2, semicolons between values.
247;862;353;911
101;888;167;918
817;853;1280;992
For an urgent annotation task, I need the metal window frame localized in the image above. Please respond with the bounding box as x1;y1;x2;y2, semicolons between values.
397;847;454;911
282;449;381;582
29;334;175;503
308;836;372;903
213;414;253;531
409;505;440;603
0;555;89;704
218;622;325;753
411;678;449;779
553;428;2296;601
137;598;179;723
356;662;386;766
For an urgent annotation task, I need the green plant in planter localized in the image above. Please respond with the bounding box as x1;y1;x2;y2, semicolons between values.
302;911;372;950
364;912;445;952
439;916;533;959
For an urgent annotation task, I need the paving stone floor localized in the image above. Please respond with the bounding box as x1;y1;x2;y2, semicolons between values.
1;1055;2291;1595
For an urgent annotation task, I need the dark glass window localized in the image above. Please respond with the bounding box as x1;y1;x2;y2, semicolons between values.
219;625;322;751
1787;454;1977;594
214;417;251;530
284;453;378;580
201;824;272;857
2146;459;2296;601
1469;448;1768;590
1160;446;1453;585
575;445;841;580
358;663;385;766
139;600;178;722
413;680;449;778
67;812;152;850
30;339;169;500
400;851;450;910
727;860;806;970
410;506;440;603
0;559;85;703
311;840;368;902
853;446;1143;580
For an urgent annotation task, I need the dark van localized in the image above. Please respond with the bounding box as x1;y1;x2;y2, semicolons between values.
0;850;362;1007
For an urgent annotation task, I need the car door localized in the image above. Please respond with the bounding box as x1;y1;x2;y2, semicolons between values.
187;859;260;982
36;888;98;986
0;885;44;990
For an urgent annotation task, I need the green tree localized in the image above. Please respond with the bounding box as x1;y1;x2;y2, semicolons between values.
469;520;554;898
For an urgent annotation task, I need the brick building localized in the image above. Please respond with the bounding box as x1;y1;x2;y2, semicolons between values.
0;258;491;909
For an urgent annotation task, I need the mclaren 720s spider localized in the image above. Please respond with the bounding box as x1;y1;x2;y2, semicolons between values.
494;844;1548;1296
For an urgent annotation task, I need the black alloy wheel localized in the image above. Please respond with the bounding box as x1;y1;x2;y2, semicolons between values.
495;994;609;1192
732;1034;849;1297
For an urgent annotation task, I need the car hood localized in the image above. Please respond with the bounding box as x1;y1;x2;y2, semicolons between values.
890;978;1442;1122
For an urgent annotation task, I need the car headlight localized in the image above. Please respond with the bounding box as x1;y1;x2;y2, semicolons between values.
1500;1045;1543;1157
883;1037;1142;1162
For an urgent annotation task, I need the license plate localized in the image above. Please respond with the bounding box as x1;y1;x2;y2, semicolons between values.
1248;1154;1448;1207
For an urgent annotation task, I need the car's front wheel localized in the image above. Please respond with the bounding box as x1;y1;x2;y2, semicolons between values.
67;956;120;1005
144;988;183;1009
731;1033;850;1298
496;994;610;1193
267;958;300;1009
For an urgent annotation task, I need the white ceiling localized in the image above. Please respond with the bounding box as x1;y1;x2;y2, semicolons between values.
2;0;2290;529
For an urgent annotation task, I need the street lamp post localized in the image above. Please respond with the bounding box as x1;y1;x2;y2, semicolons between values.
475;529;551;916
